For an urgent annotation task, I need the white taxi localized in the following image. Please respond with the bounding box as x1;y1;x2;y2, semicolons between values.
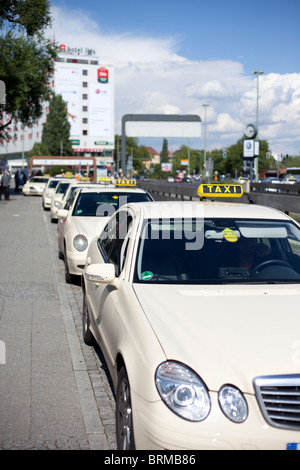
42;177;66;210
82;184;300;450
57;180;153;283
22;175;49;196
58;178;115;214
56;181;115;240
50;179;74;223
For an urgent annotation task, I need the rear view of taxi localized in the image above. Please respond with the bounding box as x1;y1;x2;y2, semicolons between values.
58;180;153;283
82;184;300;450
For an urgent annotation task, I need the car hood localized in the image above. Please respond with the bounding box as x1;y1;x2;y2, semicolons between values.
53;193;64;201
73;216;109;241
133;283;300;393
26;182;45;187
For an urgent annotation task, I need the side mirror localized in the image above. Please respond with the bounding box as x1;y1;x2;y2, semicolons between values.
56;209;68;218
85;263;116;285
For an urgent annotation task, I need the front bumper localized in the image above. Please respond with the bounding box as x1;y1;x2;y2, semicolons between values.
66;249;87;276
131;390;300;450
43;195;52;208
23;187;44;196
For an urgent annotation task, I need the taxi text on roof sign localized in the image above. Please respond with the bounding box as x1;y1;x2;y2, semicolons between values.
197;184;243;198
114;179;136;187
98;176;111;182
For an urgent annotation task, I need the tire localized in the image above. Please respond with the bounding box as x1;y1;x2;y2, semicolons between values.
58;241;64;260
82;291;94;346
64;250;73;284
116;367;135;450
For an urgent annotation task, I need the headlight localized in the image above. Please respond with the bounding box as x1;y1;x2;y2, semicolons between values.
54;201;60;208
73;234;88;252
155;361;210;421
46;194;51;199
218;385;248;423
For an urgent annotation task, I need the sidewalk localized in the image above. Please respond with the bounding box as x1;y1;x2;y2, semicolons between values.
0;188;116;450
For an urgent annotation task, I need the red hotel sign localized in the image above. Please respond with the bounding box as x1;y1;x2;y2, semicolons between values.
97;67;109;83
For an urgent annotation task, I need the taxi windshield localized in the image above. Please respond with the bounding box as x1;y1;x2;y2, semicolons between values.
48;180;60;189
72;191;152;217
56;182;70;194
134;218;300;284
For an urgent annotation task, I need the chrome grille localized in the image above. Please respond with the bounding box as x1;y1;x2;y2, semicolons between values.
253;375;300;431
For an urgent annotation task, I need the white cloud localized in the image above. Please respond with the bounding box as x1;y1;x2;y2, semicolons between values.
49;6;300;155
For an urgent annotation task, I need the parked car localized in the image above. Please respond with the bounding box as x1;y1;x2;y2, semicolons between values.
22;176;49;196
82;184;300;450
42;177;68;209
57;181;153;283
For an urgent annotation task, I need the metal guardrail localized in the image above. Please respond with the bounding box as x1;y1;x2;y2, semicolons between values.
138;180;300;215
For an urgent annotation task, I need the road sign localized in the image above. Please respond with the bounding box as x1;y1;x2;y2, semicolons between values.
243;140;255;158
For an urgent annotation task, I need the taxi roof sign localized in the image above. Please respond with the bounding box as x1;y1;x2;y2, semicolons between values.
197;184;243;198
98;176;111;182
114;179;136;187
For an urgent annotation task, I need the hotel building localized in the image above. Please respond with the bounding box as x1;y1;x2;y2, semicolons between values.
1;44;115;176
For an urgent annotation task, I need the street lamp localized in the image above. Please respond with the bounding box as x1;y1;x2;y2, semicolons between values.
252;71;264;181
202;104;209;180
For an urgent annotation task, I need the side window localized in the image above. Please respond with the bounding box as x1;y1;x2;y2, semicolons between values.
110;216;132;276
66;189;78;211
98;213;119;261
98;212;133;276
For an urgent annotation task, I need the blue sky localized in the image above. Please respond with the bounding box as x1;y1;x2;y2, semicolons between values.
50;0;300;156
53;0;299;75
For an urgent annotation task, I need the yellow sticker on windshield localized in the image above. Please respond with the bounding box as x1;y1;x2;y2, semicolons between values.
222;228;238;242
112;195;119;199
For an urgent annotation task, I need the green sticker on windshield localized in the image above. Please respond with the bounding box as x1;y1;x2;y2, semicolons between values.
141;271;153;281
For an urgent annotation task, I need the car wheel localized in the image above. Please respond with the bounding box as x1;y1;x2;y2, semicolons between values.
116;367;135;450
58;241;64;260
82;291;94;346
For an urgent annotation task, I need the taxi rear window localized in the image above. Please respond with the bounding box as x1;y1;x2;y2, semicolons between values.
72;191;152;217
134;218;300;284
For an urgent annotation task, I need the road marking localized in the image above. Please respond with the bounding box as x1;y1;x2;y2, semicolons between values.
0;340;6;364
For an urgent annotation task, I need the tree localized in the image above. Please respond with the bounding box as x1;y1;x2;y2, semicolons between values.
160;138;169;163
27;142;51;158
1;0;52;36
281;155;300;168
114;135;151;174
0;0;57;141
42;94;73;156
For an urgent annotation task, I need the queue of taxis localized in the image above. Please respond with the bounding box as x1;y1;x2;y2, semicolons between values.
49;179;75;223
56;180;114;241
42;176;69;210
57;177;115;217
57;179;153;283
81;183;300;450
22;175;49;196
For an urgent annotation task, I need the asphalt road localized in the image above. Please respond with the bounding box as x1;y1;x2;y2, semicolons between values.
0;189;117;450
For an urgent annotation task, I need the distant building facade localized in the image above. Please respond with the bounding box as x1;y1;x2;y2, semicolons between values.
1;43;115;177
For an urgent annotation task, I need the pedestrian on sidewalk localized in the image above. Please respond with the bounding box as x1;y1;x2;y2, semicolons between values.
14;170;20;193
0;169;11;200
